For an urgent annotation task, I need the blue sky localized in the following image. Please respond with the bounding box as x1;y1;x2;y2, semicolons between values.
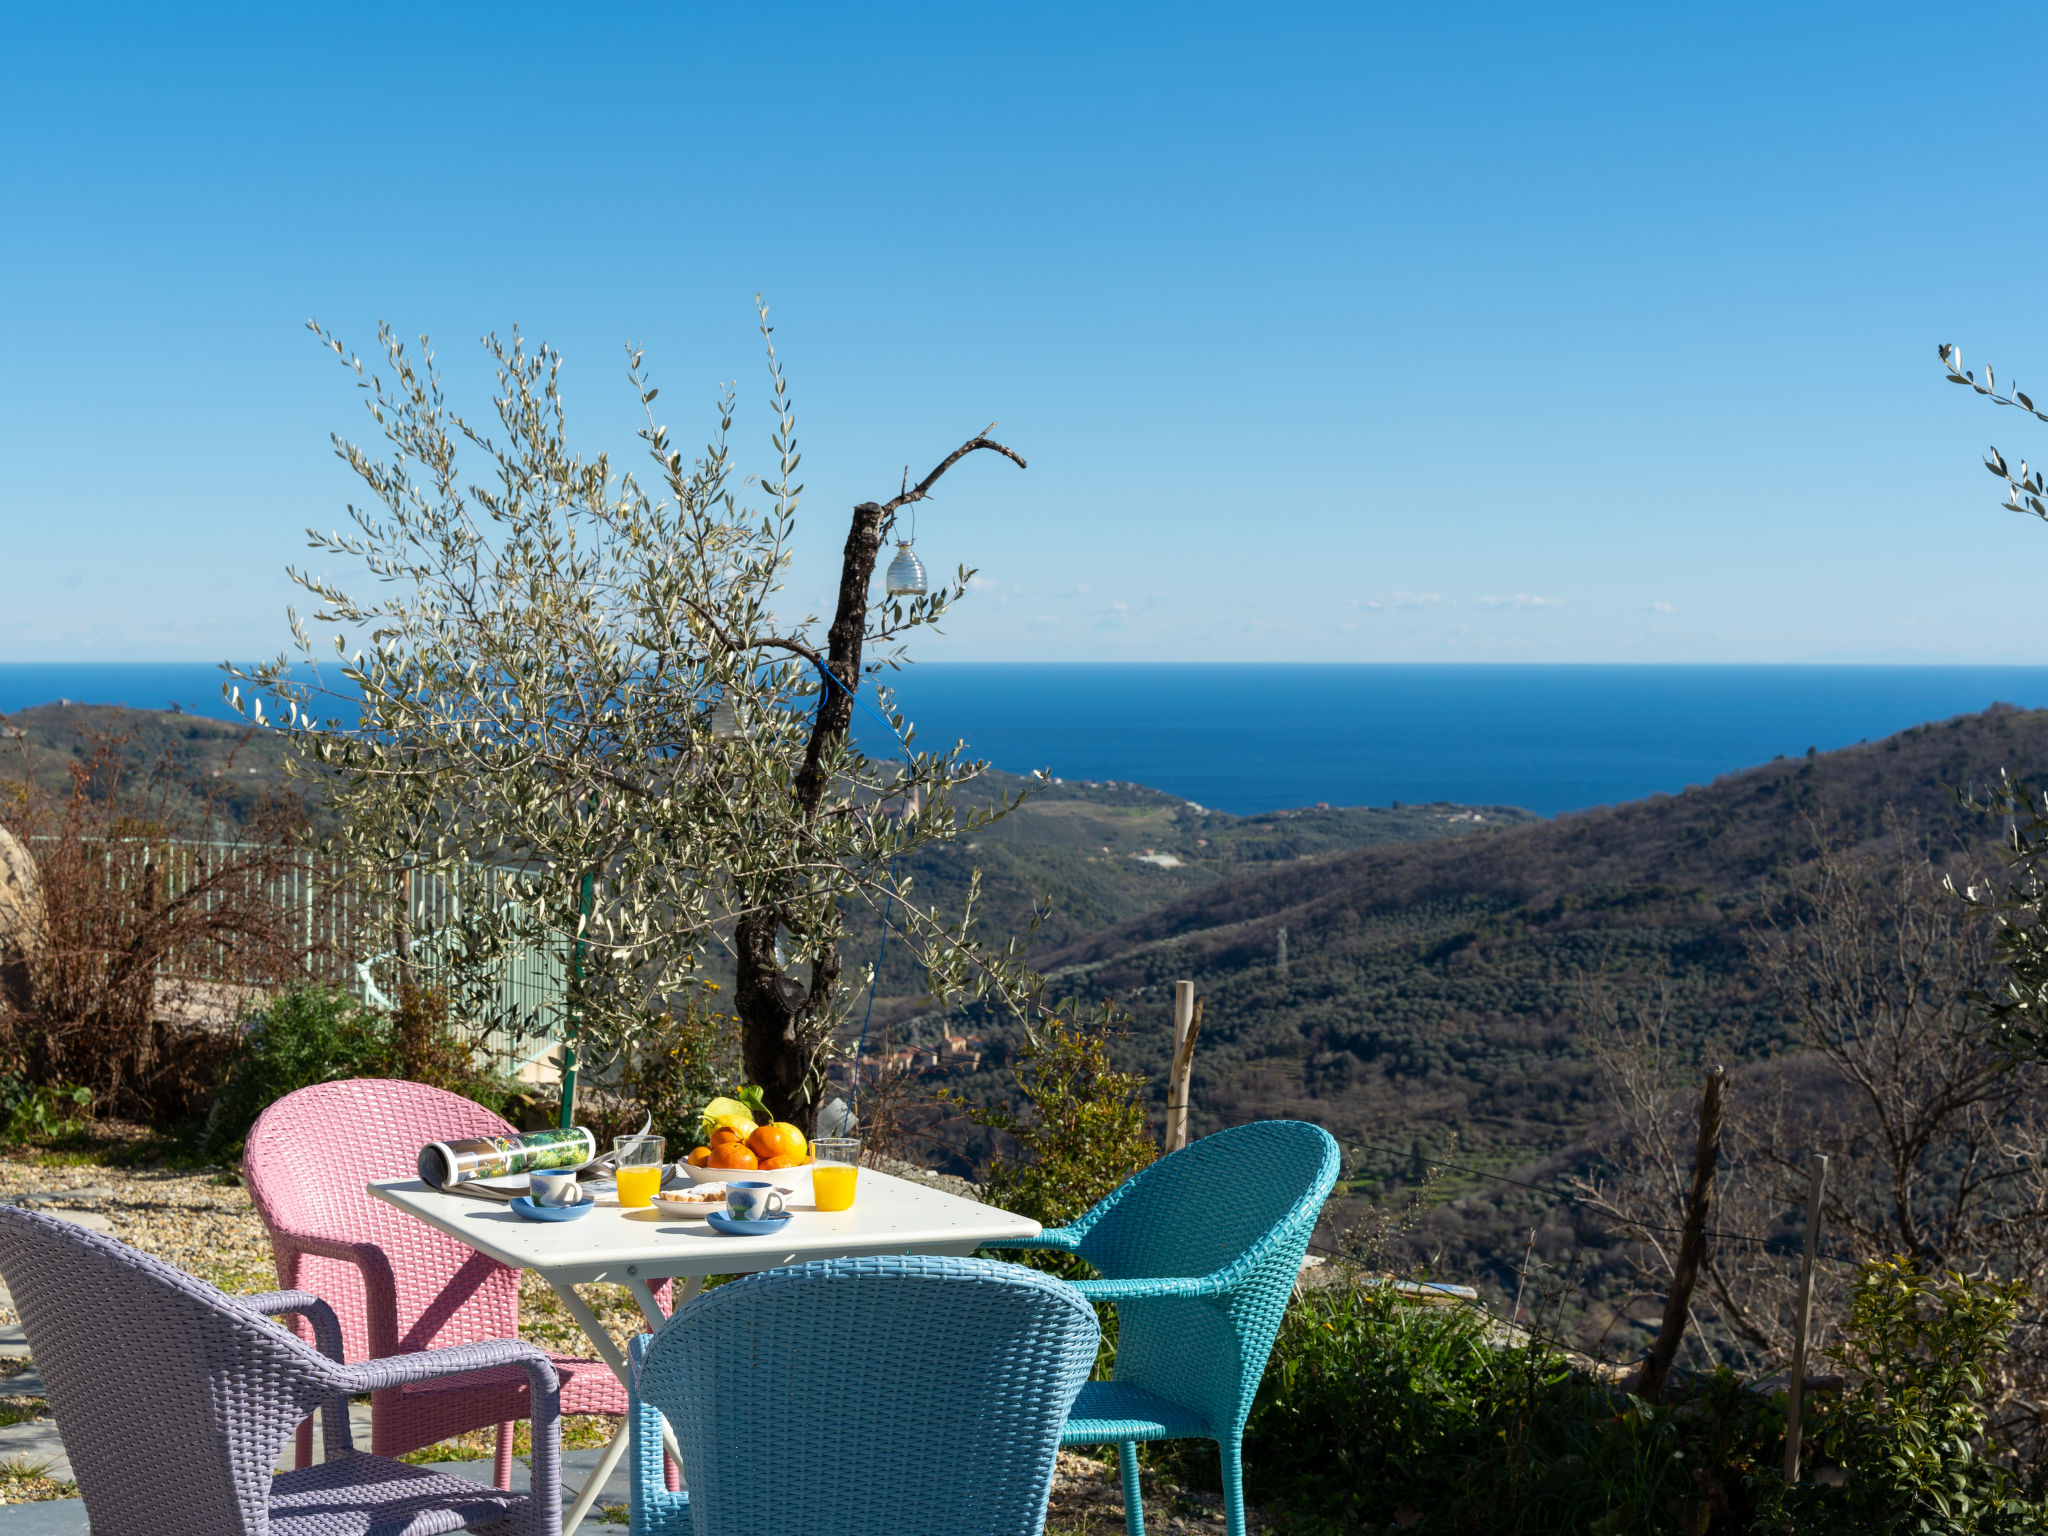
4;3;2047;664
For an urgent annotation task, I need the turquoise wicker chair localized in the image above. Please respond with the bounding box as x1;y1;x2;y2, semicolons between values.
988;1120;1340;1536
626;1254;1099;1536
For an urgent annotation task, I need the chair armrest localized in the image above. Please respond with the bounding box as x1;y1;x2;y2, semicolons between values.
241;1291;353;1459
264;1225;401;1358
340;1339;562;1510
1063;1273;1238;1303
242;1291;346;1364
340;1338;560;1398
979;1227;1083;1253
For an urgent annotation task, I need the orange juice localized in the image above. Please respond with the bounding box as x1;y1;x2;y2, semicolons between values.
813;1164;858;1211
616;1164;662;1207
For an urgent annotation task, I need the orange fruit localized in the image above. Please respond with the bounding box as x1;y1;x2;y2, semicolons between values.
760;1152;803;1170
747;1122;807;1162
686;1146;713;1167
708;1143;760;1170
708;1126;743;1148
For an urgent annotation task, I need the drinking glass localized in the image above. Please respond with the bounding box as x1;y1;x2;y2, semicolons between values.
614;1134;666;1208
811;1137;861;1211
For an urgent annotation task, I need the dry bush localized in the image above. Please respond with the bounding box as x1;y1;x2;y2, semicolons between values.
1574;826;2048;1456
0;728;340;1119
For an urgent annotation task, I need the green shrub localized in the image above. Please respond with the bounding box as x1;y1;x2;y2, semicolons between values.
1756;1258;2045;1535
204;984;534;1157
622;992;740;1151
0;1077;92;1146
203;987;391;1155
967;1012;1156;1240
1223;1281;1779;1535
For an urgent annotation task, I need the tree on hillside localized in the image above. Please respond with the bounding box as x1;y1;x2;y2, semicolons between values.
239;304;1051;1128
1578;831;2048;1452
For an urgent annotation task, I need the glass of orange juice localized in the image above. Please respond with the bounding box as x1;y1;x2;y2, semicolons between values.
613;1135;666;1208
811;1137;861;1212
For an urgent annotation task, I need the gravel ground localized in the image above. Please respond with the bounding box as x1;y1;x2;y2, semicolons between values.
0;1146;1263;1529
1046;1450;1268;1536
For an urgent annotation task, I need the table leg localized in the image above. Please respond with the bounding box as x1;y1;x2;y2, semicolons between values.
542;1275;699;1534
560;1414;633;1535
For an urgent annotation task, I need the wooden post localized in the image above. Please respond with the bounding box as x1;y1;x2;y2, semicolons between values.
1784;1154;1830;1484
1639;1065;1724;1403
1165;982;1202;1153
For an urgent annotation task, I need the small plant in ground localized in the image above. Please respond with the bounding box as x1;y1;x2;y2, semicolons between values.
962;1012;1155;1246
0;1076;91;1146
0;1455;76;1504
1755;1258;2045;1535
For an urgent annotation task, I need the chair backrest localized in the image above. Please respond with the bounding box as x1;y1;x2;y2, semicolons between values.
636;1255;1099;1536
1075;1120;1339;1435
243;1078;521;1361
0;1203;336;1536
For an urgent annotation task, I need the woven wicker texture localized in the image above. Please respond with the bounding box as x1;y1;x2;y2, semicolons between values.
625;1255;1100;1536
245;1078;664;1477
990;1120;1340;1536
0;1201;562;1536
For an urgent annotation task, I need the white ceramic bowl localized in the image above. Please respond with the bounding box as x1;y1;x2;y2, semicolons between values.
650;1189;728;1219
683;1159;811;1186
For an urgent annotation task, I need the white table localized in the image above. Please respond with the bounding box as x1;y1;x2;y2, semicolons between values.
369;1168;1039;1532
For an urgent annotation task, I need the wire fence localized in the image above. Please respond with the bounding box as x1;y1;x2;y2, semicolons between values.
35;836;567;1075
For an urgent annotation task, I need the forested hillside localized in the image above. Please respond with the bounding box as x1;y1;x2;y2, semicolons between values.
926;706;2048;1176
0;702;302;832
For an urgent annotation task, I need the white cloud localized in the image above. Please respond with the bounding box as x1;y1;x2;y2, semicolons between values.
1474;594;1563;609
1642;600;1676;614
1358;591;1445;610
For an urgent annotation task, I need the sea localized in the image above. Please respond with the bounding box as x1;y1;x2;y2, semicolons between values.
8;661;2048;818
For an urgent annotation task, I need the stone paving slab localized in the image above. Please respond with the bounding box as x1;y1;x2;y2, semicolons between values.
0;1446;635;1531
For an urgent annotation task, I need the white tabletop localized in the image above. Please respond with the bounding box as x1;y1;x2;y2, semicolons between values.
368;1167;1041;1286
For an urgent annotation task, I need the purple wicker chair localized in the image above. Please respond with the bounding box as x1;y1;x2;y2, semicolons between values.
0;1202;562;1536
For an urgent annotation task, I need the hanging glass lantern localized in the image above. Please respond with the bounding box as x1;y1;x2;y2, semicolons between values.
885;539;927;597
709;694;742;740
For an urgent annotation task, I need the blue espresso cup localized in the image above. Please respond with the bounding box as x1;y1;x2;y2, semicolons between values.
529;1168;586;1207
725;1181;786;1222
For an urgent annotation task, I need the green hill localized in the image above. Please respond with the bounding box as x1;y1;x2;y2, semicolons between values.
999;706;2042;1144
0;702;305;834
899;705;2040;1186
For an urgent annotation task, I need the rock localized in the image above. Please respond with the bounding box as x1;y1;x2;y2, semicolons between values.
0;828;41;1016
13;1191;111;1208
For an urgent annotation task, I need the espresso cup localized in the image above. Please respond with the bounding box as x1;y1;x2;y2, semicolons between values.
529;1168;585;1207
725;1181;786;1222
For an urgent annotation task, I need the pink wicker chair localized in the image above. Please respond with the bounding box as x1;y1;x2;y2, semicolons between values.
244;1078;669;1490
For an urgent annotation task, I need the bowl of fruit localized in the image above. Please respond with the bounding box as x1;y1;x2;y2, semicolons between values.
682;1091;814;1183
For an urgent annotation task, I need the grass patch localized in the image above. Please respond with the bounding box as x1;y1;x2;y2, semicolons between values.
0;1456;75;1503
0;1398;45;1429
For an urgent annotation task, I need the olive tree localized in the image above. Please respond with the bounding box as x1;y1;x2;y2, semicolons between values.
239;304;1047;1128
1936;341;2048;1064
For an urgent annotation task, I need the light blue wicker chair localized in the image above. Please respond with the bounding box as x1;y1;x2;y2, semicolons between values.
986;1119;1340;1536
626;1254;1100;1536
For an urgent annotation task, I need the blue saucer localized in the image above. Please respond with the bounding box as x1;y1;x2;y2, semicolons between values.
705;1210;794;1237
510;1196;594;1222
